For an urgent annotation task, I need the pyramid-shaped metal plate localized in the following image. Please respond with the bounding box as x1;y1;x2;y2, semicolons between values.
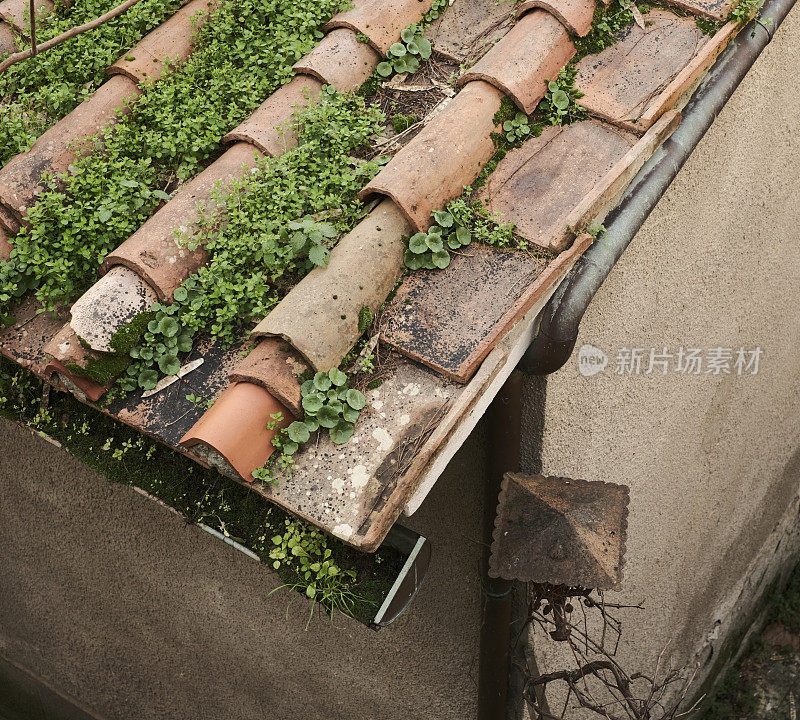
489;473;629;589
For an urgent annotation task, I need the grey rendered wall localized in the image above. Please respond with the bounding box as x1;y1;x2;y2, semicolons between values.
0;417;488;720
525;4;800;706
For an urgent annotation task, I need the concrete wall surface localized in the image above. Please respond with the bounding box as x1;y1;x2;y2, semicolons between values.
526;4;800;711
0;418;488;720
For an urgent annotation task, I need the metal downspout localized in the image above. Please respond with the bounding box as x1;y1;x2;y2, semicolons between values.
521;0;798;375
479;1;798;717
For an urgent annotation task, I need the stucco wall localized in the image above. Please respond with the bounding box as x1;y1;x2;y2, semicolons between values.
0;417;488;720
525;4;800;708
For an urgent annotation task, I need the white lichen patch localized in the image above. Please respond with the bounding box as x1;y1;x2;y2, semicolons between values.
331;477;345;494
348;464;371;491
371;427;394;454
332;523;354;541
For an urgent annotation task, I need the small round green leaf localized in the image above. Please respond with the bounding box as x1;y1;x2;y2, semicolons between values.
404;250;424;270
158;316;180;338
302;393;324;414
389;42;407;57
432;249;451;269
346;389;366;410
158;355;181;376
552;89;570;110
173;286;188;302
408;232;428;254
456;225;472;246
138;369;159;390
287;421;310;444
328;367;347;386
376;61;393;77
313;371;332;391
425;234;443;252
433;210;454;227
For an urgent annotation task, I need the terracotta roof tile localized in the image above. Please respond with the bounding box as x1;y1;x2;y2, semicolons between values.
103;141;260;301
42;326;108;403
180;381;291;481
292;28;380;93
359;80;503;231
322;0;437;55
0;19;16;55
457;10;575;114
222;75;324;155
0;0;52;33
107;0;221;84
424;0;515;63
251;200;410;371
382;237;592;382
575;9;735;132
666;0;734;21
0;74;138;228
229;338;309;419
479;111;680;251
517;0;596;37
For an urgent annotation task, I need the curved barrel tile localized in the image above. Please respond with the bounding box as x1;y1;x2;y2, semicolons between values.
0;19;18;53
517;0;596;37
222;75;324;155
322;0;436;55
229;337;310;418
180;382;291;481
458;10;574;114
252;199;410;371
69;266;158;352
108;0;220;83
0;0;52;32
293;28;380;93
0;74;139;227
102;141;260;300
42;325;108;402
359;81;503;232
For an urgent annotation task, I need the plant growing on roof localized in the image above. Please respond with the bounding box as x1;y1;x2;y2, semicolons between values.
0;0;350;318
538;66;586;127
403;209;472;271
376;24;432;77
117;88;384;391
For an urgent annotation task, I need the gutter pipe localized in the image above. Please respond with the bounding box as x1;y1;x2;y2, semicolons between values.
479;2;798;718
521;0;797;375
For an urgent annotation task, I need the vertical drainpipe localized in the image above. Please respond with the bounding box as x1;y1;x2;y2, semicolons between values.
479;371;523;720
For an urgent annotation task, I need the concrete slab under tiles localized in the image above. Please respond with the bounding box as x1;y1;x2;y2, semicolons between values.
425;0;516;63
381;245;550;382
575;9;707;129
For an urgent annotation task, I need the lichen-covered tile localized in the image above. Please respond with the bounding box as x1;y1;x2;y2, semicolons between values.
293;29;379;93
0;296;64;376
667;0;734;21
0;75;139;227
575;9;709;131
424;0;515;63
108;0;221;84
458;10;574;113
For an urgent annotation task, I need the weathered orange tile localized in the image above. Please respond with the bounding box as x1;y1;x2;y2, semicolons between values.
0;75;139;226
42;325;108;402
0;0;52;32
381;238;590;382
322;0;436;55
229;337;308;418
458;10;574;114
425;0;515;62
293;29;379;93
0;224;10;261
69;266;158;352
359;81;503;231
667;0;733;21
480;113;679;251
252;200;410;371
0;19;17;53
108;0;220;83
517;0;595;37
0;295;63;377
223;75;323;155
576;9;713;131
103;142;260;300
180;382;291;482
